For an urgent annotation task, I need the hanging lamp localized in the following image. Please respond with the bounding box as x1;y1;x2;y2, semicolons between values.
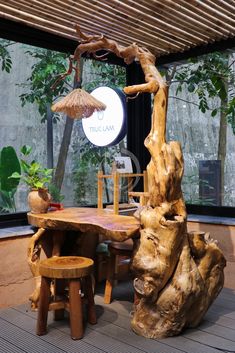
51;88;106;119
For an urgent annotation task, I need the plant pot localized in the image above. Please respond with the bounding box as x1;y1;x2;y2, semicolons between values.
49;202;64;210
28;188;51;214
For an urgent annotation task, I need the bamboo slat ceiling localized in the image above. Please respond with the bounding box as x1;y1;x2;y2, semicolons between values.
0;0;235;58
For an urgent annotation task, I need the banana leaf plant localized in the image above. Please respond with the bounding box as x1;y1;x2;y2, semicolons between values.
0;146;21;213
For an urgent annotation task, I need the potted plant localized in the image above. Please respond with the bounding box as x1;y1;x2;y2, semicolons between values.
10;145;53;213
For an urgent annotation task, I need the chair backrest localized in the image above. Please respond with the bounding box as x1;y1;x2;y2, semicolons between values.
97;171;148;214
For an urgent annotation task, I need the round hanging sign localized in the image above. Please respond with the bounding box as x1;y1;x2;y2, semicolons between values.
82;86;127;147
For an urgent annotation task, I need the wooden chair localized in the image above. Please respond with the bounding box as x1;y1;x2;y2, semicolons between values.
36;256;96;340
104;239;134;304
97;170;149;214
97;171;145;304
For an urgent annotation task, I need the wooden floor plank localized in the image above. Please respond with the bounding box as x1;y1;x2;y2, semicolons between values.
160;335;223;353
1;282;235;353
205;311;235;329
0;311;106;353
0;318;63;353
221;287;235;296
2;307;150;353
83;327;151;353
214;296;235;310
216;291;235;304
183;328;235;351
55;321;150;353
0;337;26;353
87;317;185;353
198;320;235;341
208;304;235;320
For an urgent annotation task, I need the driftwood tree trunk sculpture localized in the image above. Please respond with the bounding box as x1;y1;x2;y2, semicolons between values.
57;25;226;338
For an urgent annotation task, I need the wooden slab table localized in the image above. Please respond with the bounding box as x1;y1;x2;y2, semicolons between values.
28;207;140;241
27;207;140;309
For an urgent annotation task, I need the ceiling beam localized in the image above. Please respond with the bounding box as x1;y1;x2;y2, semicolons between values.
0;17;234;68
0;18;126;66
158;36;235;66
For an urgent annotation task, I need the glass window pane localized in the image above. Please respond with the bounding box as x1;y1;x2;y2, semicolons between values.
166;50;235;207
0;39;126;215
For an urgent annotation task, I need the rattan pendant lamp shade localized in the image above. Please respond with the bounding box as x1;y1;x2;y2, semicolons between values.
51;88;106;119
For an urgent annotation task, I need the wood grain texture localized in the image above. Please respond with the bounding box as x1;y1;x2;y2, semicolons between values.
28;207;140;241
39;256;94;279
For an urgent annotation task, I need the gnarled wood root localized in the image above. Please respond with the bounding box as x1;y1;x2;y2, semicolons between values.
27;228;46;310
131;229;226;338
27;228;65;310
27;227;99;310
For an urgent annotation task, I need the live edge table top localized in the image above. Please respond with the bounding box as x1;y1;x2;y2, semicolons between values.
27;207;140;241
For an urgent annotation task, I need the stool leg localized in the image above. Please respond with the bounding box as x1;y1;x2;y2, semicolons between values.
104;252;116;304
69;279;83;340
54;279;65;321
84;276;97;324
113;254;119;287
36;276;51;336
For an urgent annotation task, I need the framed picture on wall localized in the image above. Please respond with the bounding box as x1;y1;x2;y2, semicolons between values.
114;156;133;173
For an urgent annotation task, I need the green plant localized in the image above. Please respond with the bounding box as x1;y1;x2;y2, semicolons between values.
72;138;117;206
48;183;64;203
0;146;21;213
166;51;235;205
17;47;74;192
10;145;53;190
0;39;13;73
18;48;70;123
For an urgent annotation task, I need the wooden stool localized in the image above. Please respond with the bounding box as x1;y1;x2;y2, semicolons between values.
104;240;133;304
37;256;96;340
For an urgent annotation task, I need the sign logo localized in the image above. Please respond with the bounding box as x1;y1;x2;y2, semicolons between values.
82;86;127;147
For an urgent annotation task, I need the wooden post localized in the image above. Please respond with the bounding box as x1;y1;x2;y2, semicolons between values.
127;176;133;203
84;275;97;324
97;170;103;209
143;170;148;192
52;231;65;257
36;276;51;336
104;250;116;304
113;171;119;215
69;279;83;339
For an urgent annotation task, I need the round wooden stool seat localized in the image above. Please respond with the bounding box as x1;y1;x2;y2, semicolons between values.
39;256;94;279
37;256;96;340
109;240;133;253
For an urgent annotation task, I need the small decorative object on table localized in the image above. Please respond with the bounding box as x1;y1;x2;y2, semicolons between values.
48;183;64;210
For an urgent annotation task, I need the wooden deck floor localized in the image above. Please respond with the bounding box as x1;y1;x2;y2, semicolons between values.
0;281;235;353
